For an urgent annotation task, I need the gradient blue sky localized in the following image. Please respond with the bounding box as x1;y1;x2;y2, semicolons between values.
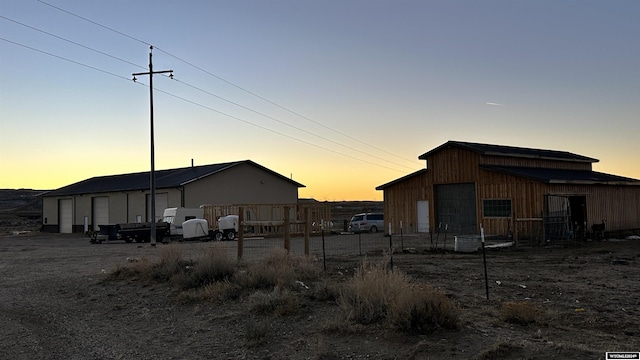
1;1;638;200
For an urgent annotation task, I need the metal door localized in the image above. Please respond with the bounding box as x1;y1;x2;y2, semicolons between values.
416;200;430;233
434;183;477;235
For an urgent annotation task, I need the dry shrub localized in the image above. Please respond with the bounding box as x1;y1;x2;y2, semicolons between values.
175;280;239;304
309;279;341;302
236;249;320;291
339;257;459;333
500;301;541;325
339;257;408;324
180;247;236;289
249;290;302;316
152;245;188;282
109;258;154;281
388;285;459;333
201;280;241;301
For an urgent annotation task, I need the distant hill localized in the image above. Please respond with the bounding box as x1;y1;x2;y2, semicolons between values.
299;199;383;232
0;189;47;233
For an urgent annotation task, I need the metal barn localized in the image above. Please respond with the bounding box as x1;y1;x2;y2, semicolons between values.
41;160;304;234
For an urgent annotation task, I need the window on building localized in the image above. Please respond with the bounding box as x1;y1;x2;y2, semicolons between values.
483;199;512;217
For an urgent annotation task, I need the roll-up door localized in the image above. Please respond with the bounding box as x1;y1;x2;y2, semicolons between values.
434;183;477;235
59;198;73;233
147;193;168;222
92;197;109;231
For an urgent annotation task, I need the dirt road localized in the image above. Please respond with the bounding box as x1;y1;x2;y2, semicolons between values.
1;232;638;359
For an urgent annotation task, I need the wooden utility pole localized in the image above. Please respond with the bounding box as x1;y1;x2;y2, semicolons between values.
132;46;173;246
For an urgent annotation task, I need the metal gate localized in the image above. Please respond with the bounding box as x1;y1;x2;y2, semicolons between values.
434;183;477;235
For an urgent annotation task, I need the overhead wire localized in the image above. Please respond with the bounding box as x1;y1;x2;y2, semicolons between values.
0;37;131;81
155;47;421;168
172;77;417;171
21;1;422;171
34;0;422;169
0;36;406;172
0;15;146;71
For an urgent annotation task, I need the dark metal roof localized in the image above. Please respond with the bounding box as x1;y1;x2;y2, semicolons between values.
376;168;427;190
419;141;598;163
44;160;305;197
480;165;640;185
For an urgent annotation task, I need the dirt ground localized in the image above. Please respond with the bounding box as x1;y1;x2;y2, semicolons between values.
0;231;638;359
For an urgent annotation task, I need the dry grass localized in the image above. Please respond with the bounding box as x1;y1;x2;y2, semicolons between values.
249;290;302;316
235;249;321;291
339;257;459;333
388;285;460;334
499;301;542;325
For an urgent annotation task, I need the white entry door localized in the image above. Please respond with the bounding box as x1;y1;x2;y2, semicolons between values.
417;200;429;233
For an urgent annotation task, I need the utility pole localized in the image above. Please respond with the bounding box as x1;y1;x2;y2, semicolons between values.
132;46;173;246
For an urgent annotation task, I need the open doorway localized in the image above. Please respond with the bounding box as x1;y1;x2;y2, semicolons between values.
545;195;587;241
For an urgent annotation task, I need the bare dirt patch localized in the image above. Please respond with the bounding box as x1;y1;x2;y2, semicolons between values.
0;232;638;359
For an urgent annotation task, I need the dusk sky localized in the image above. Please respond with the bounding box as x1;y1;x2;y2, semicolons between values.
1;1;638;200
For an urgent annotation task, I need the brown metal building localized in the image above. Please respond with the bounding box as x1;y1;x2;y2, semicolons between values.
376;141;640;241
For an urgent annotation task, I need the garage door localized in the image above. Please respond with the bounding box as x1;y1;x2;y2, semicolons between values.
59;198;73;233
434;183;477;235
147;193;168;222
92;197;109;231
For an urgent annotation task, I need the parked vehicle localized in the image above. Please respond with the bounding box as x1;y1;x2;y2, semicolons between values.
210;215;239;241
348;212;384;233
94;222;169;243
180;215;238;242
162;207;204;238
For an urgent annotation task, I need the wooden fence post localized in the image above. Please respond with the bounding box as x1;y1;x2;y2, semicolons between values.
238;207;244;259
304;207;310;256
513;211;519;248
284;206;290;253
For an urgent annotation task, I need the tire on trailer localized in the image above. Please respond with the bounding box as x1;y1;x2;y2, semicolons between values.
225;230;236;241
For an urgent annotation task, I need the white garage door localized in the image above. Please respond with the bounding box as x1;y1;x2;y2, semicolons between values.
93;197;109;231
59;199;73;233
147;193;168;222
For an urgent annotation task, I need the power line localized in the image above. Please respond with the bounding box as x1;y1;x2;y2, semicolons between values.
0;15;146;71
33;0;421;169
0;37;131;81
152;86;408;173
173;77;417;171
0;36;410;174
156;47;420;168
35;0;150;47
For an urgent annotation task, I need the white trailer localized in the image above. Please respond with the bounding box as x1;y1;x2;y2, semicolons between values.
211;215;239;241
162;207;204;238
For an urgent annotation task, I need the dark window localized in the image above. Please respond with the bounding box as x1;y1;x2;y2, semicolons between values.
483;199;512;217
369;214;383;221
